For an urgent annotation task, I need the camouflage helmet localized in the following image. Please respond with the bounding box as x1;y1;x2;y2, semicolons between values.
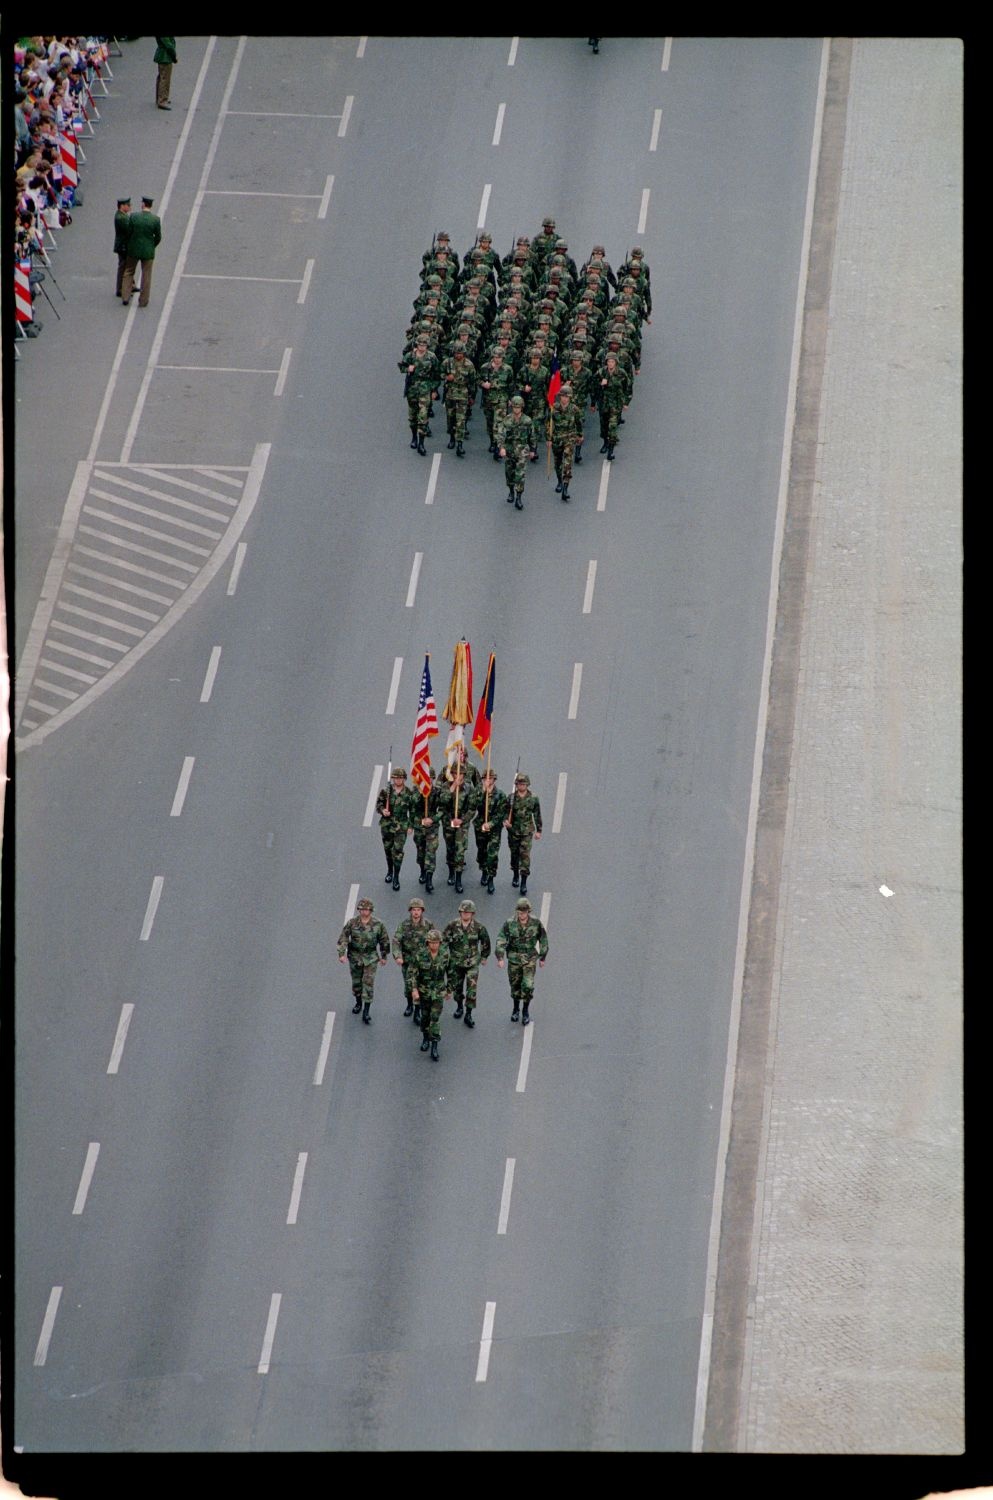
542;216;556;228
592;244;606;256
425;273;442;287
390;766;407;779
453;346;466;357
510;394;524;408
427;928;443;941
514;772;530;785
630;246;644;258
357;897;374;911
491;348;504;359
458;899;476;913
479;230;492;244
554;238;568;250
558;383;572;397
515;897;532;911
436;230;450;241
408;896;426;911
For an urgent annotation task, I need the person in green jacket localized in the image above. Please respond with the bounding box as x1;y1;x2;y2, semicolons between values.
154;37;177;109
113;196;131;297
121;196;162;308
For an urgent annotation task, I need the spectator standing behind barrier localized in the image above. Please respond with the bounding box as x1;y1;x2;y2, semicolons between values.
154;37;177;110
121;197;162;308
113;196;131;297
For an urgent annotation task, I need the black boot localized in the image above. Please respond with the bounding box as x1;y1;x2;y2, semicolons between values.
464;1008;475;1027
456;441;465;457
519;875;528;896
487;875;495;894
454;1001;464;1019
392;865;401;890
606;443;615;460
362;1002;372;1025
600;440;608;454
454;870;464;893
352;998;363;1014
481;870;488;885
420;1032;431;1051
417;435;428;456
514;490;524;509
410;431;419;449
512;869;520;888
575;447;583;464
385;861;394;883
522;1002;531;1026
413;1005;422;1025
430;1039;439;1061
425;872;434;893
555;479;563;493
511;1004;520;1022
448;435;456;449
507;488;515;502
447;863;455;887
494;448;503;463
561;484;570;501
404;999;414;1017
418;863;426;884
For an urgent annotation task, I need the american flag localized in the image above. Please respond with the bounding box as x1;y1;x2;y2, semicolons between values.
410;655;439;797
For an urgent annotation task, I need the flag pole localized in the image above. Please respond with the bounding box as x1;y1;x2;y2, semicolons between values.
484;735;492;826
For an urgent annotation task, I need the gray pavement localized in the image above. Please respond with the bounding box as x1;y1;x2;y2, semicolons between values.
9;34;963;1469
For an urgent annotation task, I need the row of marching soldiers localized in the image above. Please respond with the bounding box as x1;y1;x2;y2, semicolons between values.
400;217;652;507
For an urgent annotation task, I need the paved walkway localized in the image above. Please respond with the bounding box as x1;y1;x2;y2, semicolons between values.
739;38;962;1453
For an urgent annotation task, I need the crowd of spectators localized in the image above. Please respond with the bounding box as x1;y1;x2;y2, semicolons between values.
13;35;115;339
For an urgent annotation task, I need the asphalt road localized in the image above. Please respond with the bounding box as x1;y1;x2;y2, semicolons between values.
14;35;824;1452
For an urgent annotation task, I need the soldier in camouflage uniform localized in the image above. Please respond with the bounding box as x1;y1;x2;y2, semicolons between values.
404;340;439;455
497;394;537;509
442;899;492;1026
376;766;416;890
409;927;453;1060
442;345;476;456
393;895;433;1021
474;768;509;893
550;384;584;501
480;350;516;457
563;353;593;464
530;216;559;269
520;348;551;427
495;896;549;1024
411;771;442;894
437;767;479;894
597;354;627;458
337;897;391;1024
504;772;542;894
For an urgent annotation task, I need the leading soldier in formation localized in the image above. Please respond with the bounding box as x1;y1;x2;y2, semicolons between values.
442;899;491;1027
550;383;583;501
497;394;537;510
504;772;542;895
393;895;433;1021
437;766;479;894
495;896;549;1025
409;927;453;1061
337;897;391;1024
376;766;415;890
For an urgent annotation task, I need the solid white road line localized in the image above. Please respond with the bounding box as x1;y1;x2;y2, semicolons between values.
274;347;292;396
475;1301;497;1381
597;461;611;512
107;1003;135;1074
170;756;195;817
425;451;441;505
34;1287;63;1366
72;1143;101;1215
139;876;164;941
638;187;650;235
258;1292;282;1374
540;891;551;929
364;766;383;827
297;258;315;305
551;771;567;832
515;1025;534;1093
226;541;247;595
338;94;354;137
477;183;492;230
497;1158;516;1235
286;1152;308;1225
661;37;672;71
344;884;359;923
356;36;367;57
318;174;335;219
650;107;662;151
507;36;519;65
386;657;403;715
568;663;583;719
200;645;222;703
314;1011;335;1085
582;560;597;613
492;102;506;146
692;36;831;1455
406;552;423;607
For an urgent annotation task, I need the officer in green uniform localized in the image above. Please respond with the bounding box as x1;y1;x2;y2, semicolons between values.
504;773;542;894
113;196;131;296
550;384;584;500
442;899;492;1026
495;896;549;1024
376;766;416;890
497;395;537;509
409;928;453;1061
120;196;162;308
337;897;391;1024
437;767;479;894
474;769;509;892
393;895;432;1021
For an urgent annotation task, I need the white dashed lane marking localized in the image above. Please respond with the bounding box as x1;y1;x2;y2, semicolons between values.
497;1158;516;1234
258;1293;282;1374
170;756;195;817
582;560;597;613
568;663;583;719
313;1011;335;1086
475;1301;497;1381
34;1287;63;1367
71;1143;100;1215
107;1004;135;1074
139;876;164;941
492;103;506;146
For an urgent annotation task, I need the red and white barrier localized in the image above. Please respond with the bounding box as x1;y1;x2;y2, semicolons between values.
15;259;34;323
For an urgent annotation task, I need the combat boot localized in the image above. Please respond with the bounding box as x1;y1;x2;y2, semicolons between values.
487;876;495;894
511;1004;520;1022
600;440;609;454
555;479;563;493
404;999;414;1017
420;1033;431;1051
448;435;456;449
430;1039;440;1061
464;1008;475;1027
455;870;464;893
512;868;520;888
385;861;394;883
392;866;401;891
480;869;488;885
561;485;570;501
352;999;363;1015
410;430;419;450
514;490;524;509
418;862;426;884
456;441;465;457
507;488;515;502
453;1001;464;1019
425;872;434;893
417;435;428;456
522;1001;531;1025
494;448;503;463
606;443;615;460
575;447;583;464
447;863;455;887
413;1004;422;1025
362;1003;372;1025
519;875;528;896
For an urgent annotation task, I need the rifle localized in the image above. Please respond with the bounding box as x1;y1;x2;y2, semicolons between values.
384;745;393;815
505;754;521;828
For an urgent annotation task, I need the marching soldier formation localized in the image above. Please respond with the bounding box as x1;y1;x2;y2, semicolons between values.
401;221;652;507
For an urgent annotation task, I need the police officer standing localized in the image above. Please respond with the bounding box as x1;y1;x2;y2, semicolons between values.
442;900;491;1027
495;896;549;1024
337;897;391;1024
